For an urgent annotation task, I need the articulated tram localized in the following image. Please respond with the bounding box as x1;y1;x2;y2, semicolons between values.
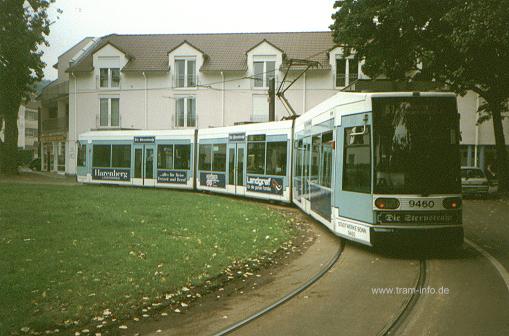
77;92;464;247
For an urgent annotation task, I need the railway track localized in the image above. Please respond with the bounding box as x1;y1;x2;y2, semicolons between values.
377;259;428;336
213;241;344;336
213;241;428;336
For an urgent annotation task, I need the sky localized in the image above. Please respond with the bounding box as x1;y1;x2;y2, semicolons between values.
42;0;337;80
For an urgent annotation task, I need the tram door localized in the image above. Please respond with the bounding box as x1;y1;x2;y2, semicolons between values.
228;143;246;195
302;136;312;211
133;144;156;187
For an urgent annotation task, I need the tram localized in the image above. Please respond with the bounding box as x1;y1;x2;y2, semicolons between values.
196;121;293;202
77;92;464;247
77;129;195;189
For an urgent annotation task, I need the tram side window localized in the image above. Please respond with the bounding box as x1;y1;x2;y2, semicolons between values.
247;142;265;174
320;132;333;188
311;135;321;180
212;144;227;172
343;126;371;193
111;145;131;168
295;139;303;177
199;144;213;171
266;142;287;176
174;144;191;170
77;143;86;167
93;145;111;167
158;145;174;169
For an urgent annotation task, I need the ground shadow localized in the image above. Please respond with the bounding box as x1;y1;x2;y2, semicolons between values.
346;238;479;261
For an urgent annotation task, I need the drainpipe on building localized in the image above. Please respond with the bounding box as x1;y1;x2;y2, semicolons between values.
142;72;148;129
474;93;480;167
221;71;225;126
71;72;78;175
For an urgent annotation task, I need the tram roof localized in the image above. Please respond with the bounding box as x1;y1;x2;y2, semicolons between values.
79;129;195;141
198;120;293;138
295;91;456;129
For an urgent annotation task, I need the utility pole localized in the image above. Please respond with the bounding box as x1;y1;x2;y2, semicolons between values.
268;77;275;121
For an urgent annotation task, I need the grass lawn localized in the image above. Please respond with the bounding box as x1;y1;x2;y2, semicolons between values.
0;183;294;335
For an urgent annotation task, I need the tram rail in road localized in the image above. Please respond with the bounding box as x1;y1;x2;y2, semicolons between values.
213;242;344;336
376;260;428;336
212;244;429;336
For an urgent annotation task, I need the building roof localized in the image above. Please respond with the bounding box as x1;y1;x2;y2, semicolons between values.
66;31;335;73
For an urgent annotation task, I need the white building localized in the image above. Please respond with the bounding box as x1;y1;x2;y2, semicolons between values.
0;100;40;160
39;31;509;175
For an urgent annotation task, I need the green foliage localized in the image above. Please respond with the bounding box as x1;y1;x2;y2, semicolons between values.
330;0;509;96
0;184;294;335
0;0;55;174
331;0;509;190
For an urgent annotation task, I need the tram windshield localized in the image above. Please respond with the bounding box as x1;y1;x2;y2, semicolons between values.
373;96;461;195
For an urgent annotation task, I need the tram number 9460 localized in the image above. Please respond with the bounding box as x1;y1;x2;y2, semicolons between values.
409;200;435;208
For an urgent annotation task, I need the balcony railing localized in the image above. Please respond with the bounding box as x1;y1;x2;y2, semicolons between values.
42;117;68;132
173;74;197;88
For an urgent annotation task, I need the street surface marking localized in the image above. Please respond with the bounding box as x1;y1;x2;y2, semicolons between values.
465;238;509;293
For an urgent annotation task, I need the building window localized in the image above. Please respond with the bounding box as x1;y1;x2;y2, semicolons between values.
99;68;120;88
99;98;120;127
25;128;38;137
252;95;269;122
175;58;196;88
342;126;371;193
49;107;57;119
175;97;196;128
253;60;275;88
25;110;38;120
336;57;358;87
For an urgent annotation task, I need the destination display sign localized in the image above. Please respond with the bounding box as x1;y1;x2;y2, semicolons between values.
228;133;246;142
200;172;226;188
134;136;155;143
157;170;187;184
92;168;130;181
376;211;460;225
246;176;284;195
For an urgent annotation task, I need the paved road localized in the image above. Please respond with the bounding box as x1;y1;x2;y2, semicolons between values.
463;197;509;271
234;243;419;336
232;198;509;336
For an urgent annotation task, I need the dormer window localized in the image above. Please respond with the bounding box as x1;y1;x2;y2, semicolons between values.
100;68;120;88
335;56;358;88
253;58;276;88
175;58;196;88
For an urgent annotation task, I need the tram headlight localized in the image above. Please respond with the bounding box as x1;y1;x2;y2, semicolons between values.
374;198;400;210
443;197;461;209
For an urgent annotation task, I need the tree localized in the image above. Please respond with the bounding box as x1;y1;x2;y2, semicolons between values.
331;0;509;191
0;0;54;174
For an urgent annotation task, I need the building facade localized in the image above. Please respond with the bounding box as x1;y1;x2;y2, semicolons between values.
39;37;95;172
0;100;40;160
39;32;509;176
